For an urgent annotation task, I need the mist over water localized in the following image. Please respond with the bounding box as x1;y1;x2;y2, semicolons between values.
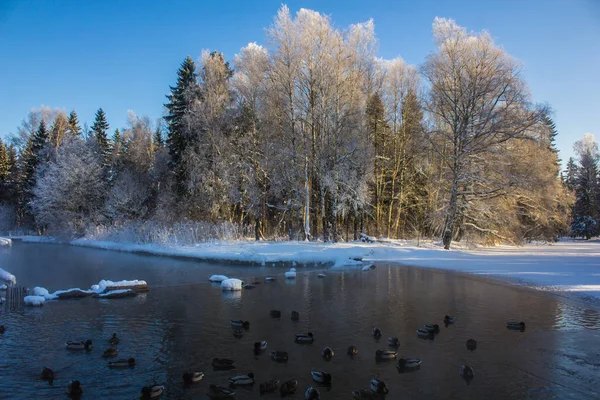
1;243;599;399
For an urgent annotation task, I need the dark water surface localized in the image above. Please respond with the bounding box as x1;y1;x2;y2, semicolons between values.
1;242;599;399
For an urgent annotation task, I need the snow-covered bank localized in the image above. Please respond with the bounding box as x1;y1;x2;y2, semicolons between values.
16;236;600;300
0;267;16;284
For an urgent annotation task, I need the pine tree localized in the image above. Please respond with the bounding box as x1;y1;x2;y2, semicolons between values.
164;56;199;194
66;110;82;137
91;108;110;166
541;113;561;171
564;157;578;192
153;125;164;148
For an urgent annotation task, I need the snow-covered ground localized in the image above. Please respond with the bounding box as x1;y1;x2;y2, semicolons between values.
15;236;600;301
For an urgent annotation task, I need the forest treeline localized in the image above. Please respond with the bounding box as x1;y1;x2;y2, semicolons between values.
1;8;592;248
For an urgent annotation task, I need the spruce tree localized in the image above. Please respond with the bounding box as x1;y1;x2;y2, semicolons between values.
164;56;198;194
541;113;561;170
0;138;10;202
153;126;164;148
66;110;82;137
564;157;578;192
91;108;110;166
571;137;600;238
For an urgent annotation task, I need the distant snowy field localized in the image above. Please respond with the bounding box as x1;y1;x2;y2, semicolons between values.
9;236;600;301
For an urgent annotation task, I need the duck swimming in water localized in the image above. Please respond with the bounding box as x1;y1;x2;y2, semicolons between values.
305;386;320;399
228;372;255;386
140;385;164;399
416;329;433;339
254;340;268;352
460;365;475;382
108;358;136;368
396;358;422;372
182;372;204;384
444;315;456;325
321;346;334;359
67;380;83;399
375;350;397;360
66;340;93;351
388;337;400;347
372;327;382;338
466;339;477;351
347;345;359;356
207;385;235;399
270;351;289;362
370;379;388;394
109;333;119;345
259;380;280;395
231;320;250;329
295;332;314;344
103;347;119;357
310;370;332;384
280;379;298;395
352;389;379;399
212;358;235;370
40;367;54;382
506;321;526;331
424;324;440;333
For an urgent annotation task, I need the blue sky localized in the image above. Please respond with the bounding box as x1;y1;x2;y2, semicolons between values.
0;0;598;165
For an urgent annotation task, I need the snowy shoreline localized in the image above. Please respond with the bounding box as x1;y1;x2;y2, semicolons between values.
10;235;600;301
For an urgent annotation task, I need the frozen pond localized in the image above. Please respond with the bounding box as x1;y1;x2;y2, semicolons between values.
1;242;599;399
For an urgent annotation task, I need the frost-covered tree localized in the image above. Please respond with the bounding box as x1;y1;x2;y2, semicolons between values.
49;112;69;149
31;136;105;234
91;108;110;167
571;134;599;238
421;18;544;249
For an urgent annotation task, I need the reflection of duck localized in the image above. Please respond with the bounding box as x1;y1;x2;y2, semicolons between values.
291;311;300;321
259;380;280;395
109;333;119;345
66;340;93;351
280;379;298;395
352;389;379;399
387;337;400;347
182;372;204;384
207;385;235;399
270;310;281;318
460;365;474;381
466;339;477;351
506;321;525;331
228;372;255;386
108;358;136;368
321;346;334;359
424;324;440;333
311;370;331;384
372;327;382;338
396;358;422;371
140;385;164;399
370;379;388;394
347;346;359;356
233;329;243;338
212;358;235;370
305;386;320;399
375;350;397;360
270;351;288;362
67;380;83;399
295;332;314;344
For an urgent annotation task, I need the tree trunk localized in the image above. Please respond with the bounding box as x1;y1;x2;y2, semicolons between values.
442;183;459;250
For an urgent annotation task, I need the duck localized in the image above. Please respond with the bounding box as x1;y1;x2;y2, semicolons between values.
291;311;300;321
103;347;119;357
109;333;119;345
228;372;255;386
280;379;298;396
388;337;400;347
321;346;334;359
259;380;280;395
233;329;243;339
108;357;136;368
444;315;456;325
375;350;397;360
254;340;268;352
352;389;379;399
460;365;475;381
270;351;289;362
416;329;433;339
270;310;281;318
67;380;83;399
347;345;359;356
66;340;93;351
370;379;388;394
466;339;477;351
396;358;422;371
295;332;314;344
424;324;440;333
317;274;326;279
231;320;250;329
140;385;165;399
265;276;276;282
40;367;54;382
207;385;235;399
182;372;204;384
212;358;235;370
310;370;331;384
506;321;526;331
372;327;382;338
305;386;320;399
